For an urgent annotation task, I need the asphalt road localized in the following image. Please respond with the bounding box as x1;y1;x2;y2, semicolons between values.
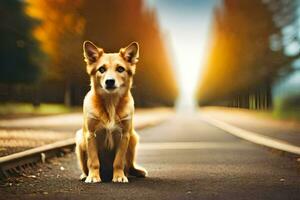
1;113;300;200
202;107;300;146
0;108;171;156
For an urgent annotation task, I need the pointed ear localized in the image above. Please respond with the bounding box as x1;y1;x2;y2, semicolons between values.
120;42;139;64
83;41;103;64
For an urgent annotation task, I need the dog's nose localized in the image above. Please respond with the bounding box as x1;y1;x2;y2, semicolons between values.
105;79;115;88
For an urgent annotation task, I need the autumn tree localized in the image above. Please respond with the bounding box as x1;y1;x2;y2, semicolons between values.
197;0;290;108
25;0;86;106
26;0;178;107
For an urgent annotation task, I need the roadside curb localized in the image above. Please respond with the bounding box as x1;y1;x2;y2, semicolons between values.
201;115;300;156
0;118;168;179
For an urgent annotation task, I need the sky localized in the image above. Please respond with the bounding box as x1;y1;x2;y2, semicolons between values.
145;0;219;111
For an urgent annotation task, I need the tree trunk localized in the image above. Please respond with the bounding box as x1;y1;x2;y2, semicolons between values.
32;84;40;108
266;80;273;109
64;80;72;107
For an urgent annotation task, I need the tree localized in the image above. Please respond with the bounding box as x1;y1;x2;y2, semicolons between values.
26;0;178;107
263;0;299;73
197;0;290;108
26;0;86;106
0;0;41;84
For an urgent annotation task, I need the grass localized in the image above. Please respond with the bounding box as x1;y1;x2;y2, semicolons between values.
244;97;300;122
0;103;81;117
272;97;300;122
272;108;300;122
204;105;300;123
254;110;300;122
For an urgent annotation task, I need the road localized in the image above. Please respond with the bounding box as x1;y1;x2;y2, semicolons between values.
0;108;172;156
202;107;300;146
1;113;300;200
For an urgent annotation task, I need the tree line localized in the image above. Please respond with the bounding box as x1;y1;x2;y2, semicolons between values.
0;0;178;107
197;0;296;109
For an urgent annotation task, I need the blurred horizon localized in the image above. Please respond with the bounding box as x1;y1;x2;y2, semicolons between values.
146;0;219;111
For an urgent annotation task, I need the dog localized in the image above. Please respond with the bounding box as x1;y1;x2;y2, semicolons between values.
75;41;147;183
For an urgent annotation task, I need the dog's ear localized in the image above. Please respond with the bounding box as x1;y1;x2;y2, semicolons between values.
120;42;139;64
83;41;103;64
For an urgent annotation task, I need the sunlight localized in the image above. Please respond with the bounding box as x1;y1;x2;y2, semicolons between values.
145;0;218;111
171;28;211;111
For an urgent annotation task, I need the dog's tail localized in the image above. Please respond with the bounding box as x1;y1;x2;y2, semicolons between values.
105;129;114;150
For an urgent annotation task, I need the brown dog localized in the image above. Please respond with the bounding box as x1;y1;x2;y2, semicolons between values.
75;41;147;183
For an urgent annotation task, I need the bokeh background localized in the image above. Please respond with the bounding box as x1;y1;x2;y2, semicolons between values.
197;0;300;120
0;0;178;110
0;0;299;120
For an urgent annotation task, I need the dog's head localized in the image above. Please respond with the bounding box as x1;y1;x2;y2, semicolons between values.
83;41;139;95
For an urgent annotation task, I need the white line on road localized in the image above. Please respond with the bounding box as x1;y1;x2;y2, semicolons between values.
139;142;242;150
201;115;300;156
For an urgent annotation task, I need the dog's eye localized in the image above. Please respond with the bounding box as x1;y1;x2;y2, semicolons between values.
116;66;125;73
98;66;106;73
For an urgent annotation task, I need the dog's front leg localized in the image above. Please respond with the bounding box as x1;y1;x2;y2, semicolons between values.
113;133;130;183
85;131;101;183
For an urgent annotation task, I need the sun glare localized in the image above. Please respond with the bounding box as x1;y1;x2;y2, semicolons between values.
145;0;217;111
172;30;210;112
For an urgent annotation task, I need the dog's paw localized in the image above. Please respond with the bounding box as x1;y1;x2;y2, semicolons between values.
85;174;101;183
79;173;87;181
112;175;128;183
112;171;128;183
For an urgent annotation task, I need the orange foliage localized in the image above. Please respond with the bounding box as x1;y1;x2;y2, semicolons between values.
197;1;286;105
25;0;178;106
25;0;85;79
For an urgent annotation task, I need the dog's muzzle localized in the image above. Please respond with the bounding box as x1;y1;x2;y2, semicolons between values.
105;79;116;90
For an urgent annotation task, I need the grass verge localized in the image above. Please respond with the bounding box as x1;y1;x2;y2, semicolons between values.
0;103;81;118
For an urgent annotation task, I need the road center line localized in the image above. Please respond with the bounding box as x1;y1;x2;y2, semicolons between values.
139;142;241;150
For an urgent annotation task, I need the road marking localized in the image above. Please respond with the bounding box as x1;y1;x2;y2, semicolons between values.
201;115;300;156
139;142;242;150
